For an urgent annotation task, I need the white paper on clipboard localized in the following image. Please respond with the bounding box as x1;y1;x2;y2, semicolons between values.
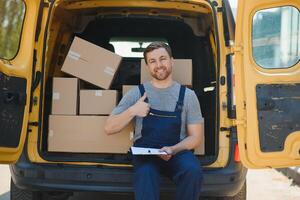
131;147;167;155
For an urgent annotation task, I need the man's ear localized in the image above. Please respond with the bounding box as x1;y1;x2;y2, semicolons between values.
171;57;175;66
145;60;151;72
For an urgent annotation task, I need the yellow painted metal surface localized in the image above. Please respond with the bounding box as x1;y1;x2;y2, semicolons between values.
234;0;300;168
0;0;42;164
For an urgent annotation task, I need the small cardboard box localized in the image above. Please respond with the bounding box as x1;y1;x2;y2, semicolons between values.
52;77;78;115
80;90;117;115
48;115;134;153
61;37;122;89
194;130;205;155
140;59;192;86
122;85;137;96
194;122;205;155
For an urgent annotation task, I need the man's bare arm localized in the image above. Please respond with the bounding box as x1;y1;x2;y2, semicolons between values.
104;109;135;135
160;123;204;160
172;123;203;153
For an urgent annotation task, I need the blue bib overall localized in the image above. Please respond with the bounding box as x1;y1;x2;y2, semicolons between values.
134;84;185;149
132;84;203;200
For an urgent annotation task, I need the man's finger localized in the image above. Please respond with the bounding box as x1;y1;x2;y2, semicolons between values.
160;147;172;155
159;154;171;161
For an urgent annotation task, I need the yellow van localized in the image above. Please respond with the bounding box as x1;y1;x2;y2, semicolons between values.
0;0;299;199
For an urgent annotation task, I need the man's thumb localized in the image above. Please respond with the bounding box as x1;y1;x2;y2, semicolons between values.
139;92;147;102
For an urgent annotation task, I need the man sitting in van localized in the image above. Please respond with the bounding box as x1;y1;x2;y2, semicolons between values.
105;42;204;200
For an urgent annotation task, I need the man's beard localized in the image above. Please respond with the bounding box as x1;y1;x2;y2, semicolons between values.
150;66;172;80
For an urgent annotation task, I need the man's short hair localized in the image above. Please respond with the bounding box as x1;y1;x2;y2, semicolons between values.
143;42;172;64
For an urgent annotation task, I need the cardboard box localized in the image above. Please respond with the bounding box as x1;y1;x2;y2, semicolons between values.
48;115;134;153
140;59;192;86
122;85;138;96
52;78;78;115
80;90;117;115
61;37;122;89
194;131;205;155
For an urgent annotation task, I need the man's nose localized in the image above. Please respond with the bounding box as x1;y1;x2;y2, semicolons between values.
157;60;163;67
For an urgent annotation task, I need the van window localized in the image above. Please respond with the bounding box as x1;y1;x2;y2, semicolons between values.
0;0;25;60
252;6;300;69
109;38;168;58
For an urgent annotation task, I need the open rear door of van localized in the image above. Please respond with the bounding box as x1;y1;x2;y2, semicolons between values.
0;0;49;163
234;0;300;168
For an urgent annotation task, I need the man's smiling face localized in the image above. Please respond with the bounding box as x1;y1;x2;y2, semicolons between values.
146;47;173;81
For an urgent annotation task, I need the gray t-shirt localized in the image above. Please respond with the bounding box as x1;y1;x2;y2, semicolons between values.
111;81;204;142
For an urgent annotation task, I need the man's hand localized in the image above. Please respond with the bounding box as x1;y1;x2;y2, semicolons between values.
129;93;149;117
159;146;174;161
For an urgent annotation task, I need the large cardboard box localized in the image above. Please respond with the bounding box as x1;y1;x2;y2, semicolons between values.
80;90;117;115
61;37;122;89
122;85;138;96
52;78;78;115
194;130;205;155
48;115;134;153
140;59;192;86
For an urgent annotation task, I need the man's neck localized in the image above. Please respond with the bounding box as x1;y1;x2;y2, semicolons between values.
150;77;173;89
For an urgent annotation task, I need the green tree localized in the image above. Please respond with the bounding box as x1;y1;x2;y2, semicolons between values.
0;0;25;60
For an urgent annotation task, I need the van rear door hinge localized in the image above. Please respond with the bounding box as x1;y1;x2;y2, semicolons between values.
220;127;231;131
233;119;246;127
28;121;39;127
232;45;243;53
217;7;224;12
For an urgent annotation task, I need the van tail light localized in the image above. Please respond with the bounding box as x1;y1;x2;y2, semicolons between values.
234;144;240;162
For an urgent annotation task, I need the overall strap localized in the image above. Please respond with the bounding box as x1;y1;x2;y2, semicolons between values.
138;84;149;103
175;85;186;112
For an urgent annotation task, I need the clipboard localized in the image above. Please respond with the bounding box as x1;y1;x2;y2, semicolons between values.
131;147;167;155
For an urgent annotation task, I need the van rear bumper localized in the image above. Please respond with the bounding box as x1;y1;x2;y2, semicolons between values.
10;154;247;197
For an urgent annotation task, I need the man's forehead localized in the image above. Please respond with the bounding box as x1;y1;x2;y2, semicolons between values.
147;48;169;59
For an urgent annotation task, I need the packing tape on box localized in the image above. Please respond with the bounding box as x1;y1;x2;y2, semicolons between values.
130;131;134;140
52;92;60;100
104;66;115;76
49;130;54;137
95;90;103;96
68;50;81;60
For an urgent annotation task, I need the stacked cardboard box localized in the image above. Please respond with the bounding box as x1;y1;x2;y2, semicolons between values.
140;59;193;86
48;115;133;153
61;36;122;89
80;90;117;115
194;129;205;155
48;37;134;153
52;78;78;115
122;85;137;96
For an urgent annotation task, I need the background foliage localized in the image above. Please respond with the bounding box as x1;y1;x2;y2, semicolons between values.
0;0;25;60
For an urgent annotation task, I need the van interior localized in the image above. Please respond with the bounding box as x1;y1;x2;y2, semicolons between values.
39;2;218;166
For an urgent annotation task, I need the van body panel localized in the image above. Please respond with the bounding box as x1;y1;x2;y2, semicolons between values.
234;0;300;168
0;0;44;164
58;0;211;14
11;141;246;197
